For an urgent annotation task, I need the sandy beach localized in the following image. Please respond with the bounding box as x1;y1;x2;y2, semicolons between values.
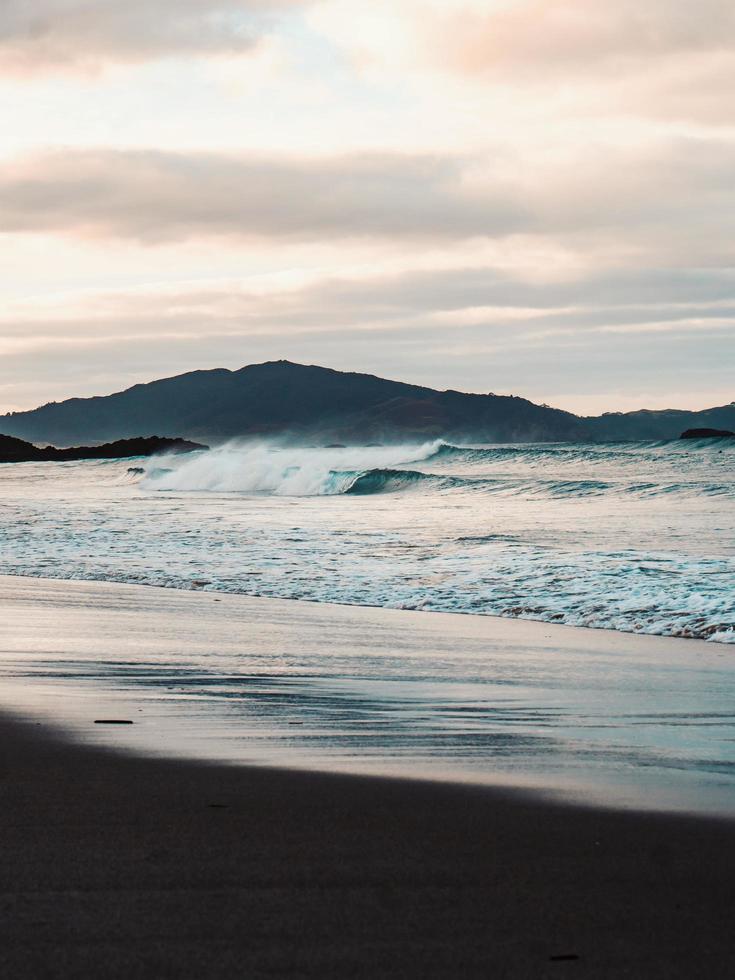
3;708;735;978
2;576;735;977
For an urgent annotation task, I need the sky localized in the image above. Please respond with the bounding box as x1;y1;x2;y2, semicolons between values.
1;0;734;416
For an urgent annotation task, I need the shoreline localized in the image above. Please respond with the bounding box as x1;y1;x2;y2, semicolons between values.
2;573;735;817
2;708;735;977
1;567;730;647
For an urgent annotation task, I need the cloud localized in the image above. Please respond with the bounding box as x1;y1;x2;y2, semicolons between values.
417;1;735;128
0;0;304;73
1;262;733;415
0;3;732;421
311;1;735;128
0;148;524;242
420;0;735;78
608;52;735;126
2;140;735;261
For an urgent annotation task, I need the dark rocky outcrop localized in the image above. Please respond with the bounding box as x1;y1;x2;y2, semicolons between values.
0;434;206;464
680;428;735;440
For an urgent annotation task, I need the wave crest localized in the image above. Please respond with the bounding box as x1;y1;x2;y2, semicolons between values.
138;438;735;499
342;468;449;495
141;441;442;496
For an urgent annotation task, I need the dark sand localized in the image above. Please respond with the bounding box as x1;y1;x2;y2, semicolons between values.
2;713;735;978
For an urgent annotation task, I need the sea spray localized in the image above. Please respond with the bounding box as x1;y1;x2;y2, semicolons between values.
139;438;735;500
142;440;443;495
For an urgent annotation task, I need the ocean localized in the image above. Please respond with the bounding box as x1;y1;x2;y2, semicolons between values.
1;437;733;643
2;437;735;812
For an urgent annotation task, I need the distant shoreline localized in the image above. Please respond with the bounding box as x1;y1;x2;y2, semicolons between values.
3;359;734;446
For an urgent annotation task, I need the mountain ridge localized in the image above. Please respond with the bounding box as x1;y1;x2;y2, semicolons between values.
1;360;733;445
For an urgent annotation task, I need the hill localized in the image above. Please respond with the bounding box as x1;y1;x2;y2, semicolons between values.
0;361;586;445
584;405;735;441
0;361;732;445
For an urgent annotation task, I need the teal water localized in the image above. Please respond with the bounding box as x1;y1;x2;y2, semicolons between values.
0;437;733;642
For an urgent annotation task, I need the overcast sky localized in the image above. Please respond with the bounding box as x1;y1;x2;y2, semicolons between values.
2;0;734;415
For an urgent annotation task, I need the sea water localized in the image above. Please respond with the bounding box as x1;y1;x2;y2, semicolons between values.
2;438;735;810
0;437;733;642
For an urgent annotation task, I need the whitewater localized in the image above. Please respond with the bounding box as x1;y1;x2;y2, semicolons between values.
0;437;733;643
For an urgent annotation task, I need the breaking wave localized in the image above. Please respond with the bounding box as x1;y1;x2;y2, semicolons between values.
141;442;442;496
139;439;735;499
341;468;456;494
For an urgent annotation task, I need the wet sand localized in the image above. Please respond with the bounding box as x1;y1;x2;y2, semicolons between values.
1;575;735;976
3;575;735;811
2;710;735;978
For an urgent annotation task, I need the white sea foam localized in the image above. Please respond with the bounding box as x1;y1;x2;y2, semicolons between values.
143;441;442;496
